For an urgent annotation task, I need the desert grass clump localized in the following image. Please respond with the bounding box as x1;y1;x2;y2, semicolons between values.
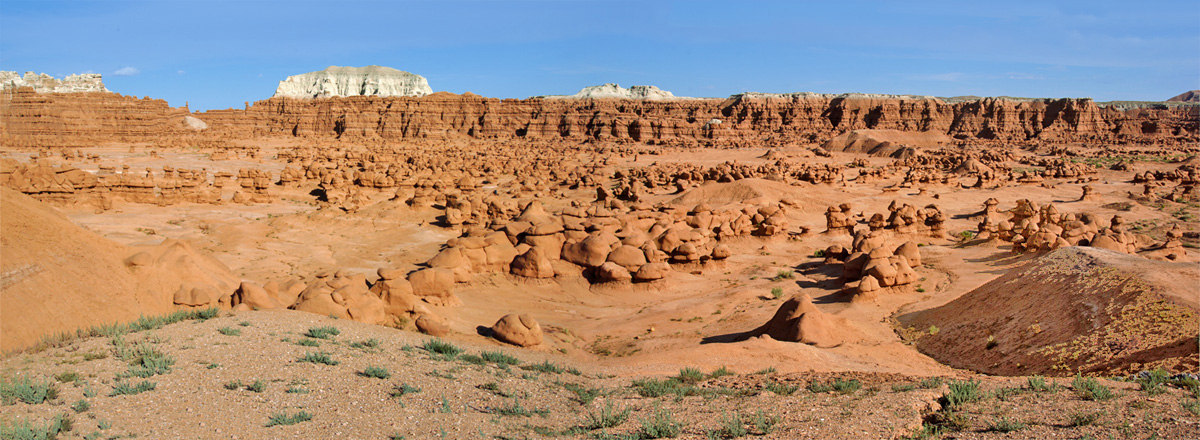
1069;410;1103;426
522;360;566;374
917;377;943;389
716;411;747;438
109;380;155;396
1135;368;1169;396
457;354;487;365
1072;374;1114;401
707;366;734;379
247;380;266;393
391;383;421;399
120;344;175;378
943;379;981;408
224;380;243;390
53;372;79;383
0;414;70;439
265;410;311;427
491;397;548;417
985;416;1025;433
359;366;390;379
1182;399;1200;415
421;339;462;359
675;367;705;384
71;399;90;413
764;381;800;396
770;287;784;299
480;350;520;365
562;383;603;405
638;407;681;439
293;338;320;347
831;378;861;394
297;351;338;366
581;401;630;430
304;326;340;339
750;410;779;435
218;327;241;336
1026;375;1056;392
349;338;380;350
892;383;917;392
0;376;59;405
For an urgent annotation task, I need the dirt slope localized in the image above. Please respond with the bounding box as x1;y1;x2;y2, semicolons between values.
904;246;1199;376
0;188;237;351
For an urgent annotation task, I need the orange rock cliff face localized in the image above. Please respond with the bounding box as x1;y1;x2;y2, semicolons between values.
2;87;1197;147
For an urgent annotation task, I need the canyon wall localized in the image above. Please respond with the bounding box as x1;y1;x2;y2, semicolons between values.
0;88;194;148
199;92;1198;146
3;87;1197;148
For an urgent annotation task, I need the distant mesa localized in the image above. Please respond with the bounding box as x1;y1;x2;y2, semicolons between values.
272;65;432;99
538;83;681;100
1166;90;1200;103
0;70;109;93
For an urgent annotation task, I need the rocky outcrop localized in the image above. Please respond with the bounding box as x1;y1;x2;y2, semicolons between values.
1167;90;1200;103
538;83;679;100
1;71;109;93
3;88;1196;147
273;66;432;99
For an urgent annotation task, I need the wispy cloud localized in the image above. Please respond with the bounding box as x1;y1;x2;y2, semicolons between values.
1006;72;1043;80
113;67;140;76
177;70;186;75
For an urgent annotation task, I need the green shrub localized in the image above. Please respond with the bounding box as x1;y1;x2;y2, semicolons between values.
1183;399;1200;416
716;412;747;438
1069;410;1103;426
349;339;380;349
764;381;800;396
1026;375;1055;392
297;351;338;366
582;401;630;430
831;378;861;394
120;344;174;378
391;384;421;399
892;383;916;392
918;377;943;389
676;367;705;384
491;398;548;417
110;380;155;396
359;366;390;379
1136;369;1169;396
265;410;311;427
708;366;734;379
457;354;486;365
71;399;90;413
1072;374;1114;401
217;327;241;336
562;383;602;405
943;379;981;408
750;410;778;435
304;326;339;339
986;416;1024;433
480;350;520;365
0;376;59;405
0;414;70;440
421;339;462;359
53;372;78;383
224;380;243;390
770;287;783;299
522;360;565;374
294;338;320;347
247;380;266;393
639;407;681;439
807;380;833;393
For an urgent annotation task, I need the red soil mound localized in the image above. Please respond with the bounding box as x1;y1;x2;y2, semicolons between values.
904;246;1198;376
0;188;238;351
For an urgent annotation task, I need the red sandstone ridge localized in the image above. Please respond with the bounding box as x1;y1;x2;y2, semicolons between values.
1167;90;1200;103
3;87;1197;148
0;87;196;148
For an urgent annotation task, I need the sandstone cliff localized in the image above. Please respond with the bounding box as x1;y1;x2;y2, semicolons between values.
3;87;1196;148
273;65;432;99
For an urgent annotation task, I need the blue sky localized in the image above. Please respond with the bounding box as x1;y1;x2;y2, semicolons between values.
2;0;1197;111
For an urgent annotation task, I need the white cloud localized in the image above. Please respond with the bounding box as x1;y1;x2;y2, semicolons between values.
177;70;186;75
1006;72;1043;80
113;67;140;76
81;70;96;74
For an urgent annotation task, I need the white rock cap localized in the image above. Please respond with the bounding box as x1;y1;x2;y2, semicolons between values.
272;65;432;99
0;71;110;93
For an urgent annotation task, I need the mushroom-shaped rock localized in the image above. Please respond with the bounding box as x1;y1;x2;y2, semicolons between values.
752;294;841;348
711;244;732;260
894;241;921;267
415;313;450;337
606;245;647;272
234;282;283;309
510;248;555;278
595;262;633;283
408;268;456;304
633;262;671;281
491;314;544;347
